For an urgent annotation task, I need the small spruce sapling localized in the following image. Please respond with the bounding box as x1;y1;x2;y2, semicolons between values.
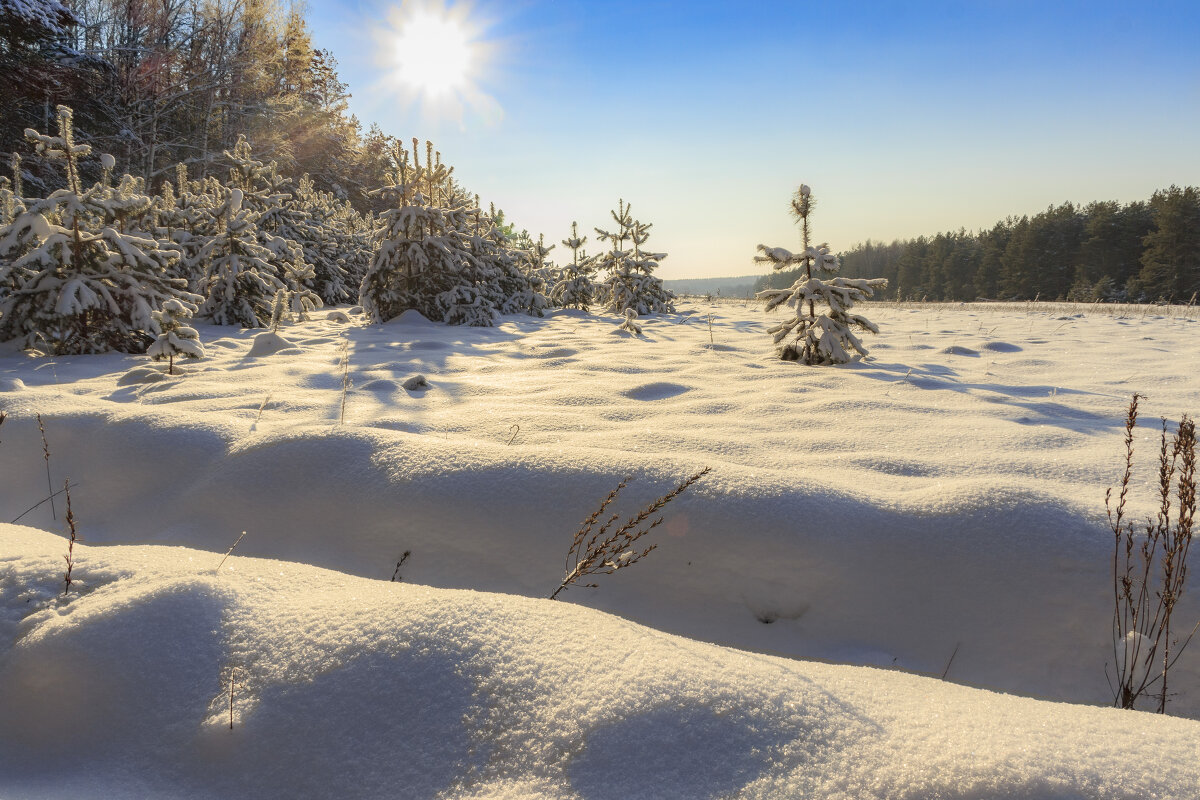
594;200;675;315
198;188;287;327
552;221;595;310
148;298;204;374
618;308;641;335
270;287;291;331
756;184;887;364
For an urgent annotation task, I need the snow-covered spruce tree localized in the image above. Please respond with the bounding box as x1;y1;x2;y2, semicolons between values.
283;254;321;320
286;175;353;305
269;287;290;330
0;152;35;297
519;232;555;316
334;199;374;291
148;298;204;373
756;184;887;364
594;200;675;315
360;139;494;326
467;199;536;317
155;164;217;292
628;217;674;312
225;138;307;277
0;106;200;354
197;188;286;327
552;221;596;310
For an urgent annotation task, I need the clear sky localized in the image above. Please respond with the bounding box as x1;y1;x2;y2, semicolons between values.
306;0;1200;279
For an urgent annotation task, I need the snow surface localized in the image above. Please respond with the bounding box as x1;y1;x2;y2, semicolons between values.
2;300;1200;797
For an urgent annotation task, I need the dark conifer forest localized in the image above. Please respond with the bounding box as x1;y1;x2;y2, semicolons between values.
756;191;1200;303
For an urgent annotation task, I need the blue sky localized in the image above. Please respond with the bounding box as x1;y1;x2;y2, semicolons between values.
307;0;1200;278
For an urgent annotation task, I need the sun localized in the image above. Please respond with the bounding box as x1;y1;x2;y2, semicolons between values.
393;10;472;97
374;1;500;124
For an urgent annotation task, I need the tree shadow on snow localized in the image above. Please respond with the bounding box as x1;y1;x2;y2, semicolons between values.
851;360;1119;433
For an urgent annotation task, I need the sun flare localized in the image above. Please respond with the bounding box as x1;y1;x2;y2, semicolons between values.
375;1;500;123
393;11;471;96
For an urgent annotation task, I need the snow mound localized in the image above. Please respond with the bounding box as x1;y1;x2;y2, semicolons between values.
359;378;399;393
246;331;299;357
388;309;436;326
326;310;351;323
2;524;1197;800
0;377;26;391
402;374;430;391
117;365;169;385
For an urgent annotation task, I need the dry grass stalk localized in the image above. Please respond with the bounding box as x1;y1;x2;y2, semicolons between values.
339;338;351;424
62;479;78;595
216;530;247;573
255;393;272;424
228;666;236;730
1107;394;1198;712
37;413;55;520
551;467;711;600
11;481;73;524
391;550;411;582
941;642;961;679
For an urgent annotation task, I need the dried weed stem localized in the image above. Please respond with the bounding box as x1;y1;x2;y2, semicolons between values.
1107;394;1198;712
551;467;710;600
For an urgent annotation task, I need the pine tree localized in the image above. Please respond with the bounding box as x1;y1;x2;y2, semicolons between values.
756;184;887;364
552;221;596;310
0;106;201;354
1129;186;1200;302
627;216;674;312
269;286;290;330
197;187;286;327
359;140;493;326
283;254;321;320
0;152;35;297
466;200;535;317
156;164;217;292
225;136;309;283
148;298;204;373
287;175;353;305
521;232;555;316
594;200;674;315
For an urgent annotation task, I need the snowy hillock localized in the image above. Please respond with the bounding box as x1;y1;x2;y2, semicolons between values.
1;299;1199;795
3;523;1199;799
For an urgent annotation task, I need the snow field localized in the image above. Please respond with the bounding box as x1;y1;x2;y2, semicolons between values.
2;299;1200;797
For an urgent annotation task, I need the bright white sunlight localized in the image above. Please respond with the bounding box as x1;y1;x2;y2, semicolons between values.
374;0;496;121
392;9;470;96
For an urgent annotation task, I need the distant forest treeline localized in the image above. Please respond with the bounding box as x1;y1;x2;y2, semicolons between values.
754;189;1200;303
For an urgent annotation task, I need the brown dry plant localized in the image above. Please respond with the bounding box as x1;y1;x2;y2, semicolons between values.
37;413;55;519
1107;394;1198;712
551;467;710;600
62;479;78;595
